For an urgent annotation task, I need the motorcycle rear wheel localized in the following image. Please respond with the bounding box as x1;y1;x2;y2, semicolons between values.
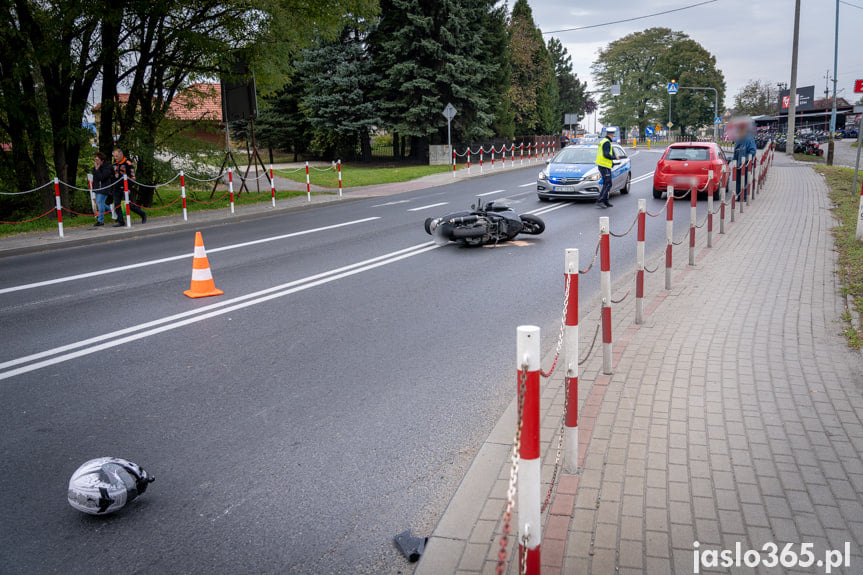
519;214;545;235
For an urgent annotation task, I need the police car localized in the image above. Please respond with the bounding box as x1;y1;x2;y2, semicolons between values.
536;144;632;201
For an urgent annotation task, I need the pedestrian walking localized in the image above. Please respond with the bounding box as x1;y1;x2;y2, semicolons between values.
733;121;756;202
595;127;617;208
111;147;147;227
92;152;113;227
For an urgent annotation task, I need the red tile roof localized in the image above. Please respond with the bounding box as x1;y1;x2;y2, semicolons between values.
92;83;222;122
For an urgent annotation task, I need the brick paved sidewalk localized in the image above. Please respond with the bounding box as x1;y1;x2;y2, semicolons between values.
416;156;863;574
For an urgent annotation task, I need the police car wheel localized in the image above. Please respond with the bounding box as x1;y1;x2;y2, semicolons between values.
621;173;631;194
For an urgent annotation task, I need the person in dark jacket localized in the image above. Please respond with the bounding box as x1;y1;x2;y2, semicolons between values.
595;127;617;208
733;122;757;202
92;152;113;227
111;147;147;227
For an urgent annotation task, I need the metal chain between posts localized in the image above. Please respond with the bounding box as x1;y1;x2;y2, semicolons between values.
609;214;639;238
579;324;601;366
541;378;567;514
611;289;631;304
646;203;667;217
643;259;662;274
540;276;571;378
579;238;601;274
496;366;528;575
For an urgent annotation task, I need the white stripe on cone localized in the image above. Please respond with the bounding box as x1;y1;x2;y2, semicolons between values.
191;267;213;282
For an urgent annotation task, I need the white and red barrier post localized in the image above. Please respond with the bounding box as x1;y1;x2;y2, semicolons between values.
228;167;235;214
467;150;471;174
452;149;456;178
305;161;311;202
337;160;343;197
87;174;97;219
520;143;524;165
480;148;484;173
666;185;674;289
730;159;737;223
856;178;863;242
491;146;495;169
501;144;506;168
516;325;541;575
180;171;188;221
54;178;63;238
689;183;697;265
719;166;726;234
600;216;612;375
122;174;132;227
511;143;515;164
636;199;646;324
270;165;276;206
564;249;579;474
707;171;714;248
744;155;751;207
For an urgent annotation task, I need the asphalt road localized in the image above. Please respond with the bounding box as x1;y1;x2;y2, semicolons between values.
0;150;714;574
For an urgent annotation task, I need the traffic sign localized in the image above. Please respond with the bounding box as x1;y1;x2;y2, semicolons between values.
855;79;863;94
655;124;662;132
667;122;673;128
667;81;678;95
442;103;457;121
645;126;655;136
714;117;722;125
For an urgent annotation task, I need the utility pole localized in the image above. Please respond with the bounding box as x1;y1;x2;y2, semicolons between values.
827;0;839;166
787;0;801;156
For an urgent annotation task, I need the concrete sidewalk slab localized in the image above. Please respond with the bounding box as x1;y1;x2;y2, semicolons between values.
416;154;863;574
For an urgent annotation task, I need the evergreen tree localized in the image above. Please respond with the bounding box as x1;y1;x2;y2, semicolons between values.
483;2;515;140
548;37;595;127
507;0;558;135
296;26;381;161
369;0;500;158
256;82;313;162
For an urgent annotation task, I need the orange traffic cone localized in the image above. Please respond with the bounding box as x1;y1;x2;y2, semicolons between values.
183;231;223;298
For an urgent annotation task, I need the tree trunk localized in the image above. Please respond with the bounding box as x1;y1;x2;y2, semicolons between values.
361;128;372;163
99;2;122;155
393;132;401;161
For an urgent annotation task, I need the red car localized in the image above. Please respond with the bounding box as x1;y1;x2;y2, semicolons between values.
652;142;729;199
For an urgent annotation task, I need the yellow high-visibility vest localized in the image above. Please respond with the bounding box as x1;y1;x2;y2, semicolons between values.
595;138;613;168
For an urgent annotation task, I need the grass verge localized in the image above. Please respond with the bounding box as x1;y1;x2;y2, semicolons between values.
814;164;863;349
793;153;825;164
276;163;458;188
0;187;316;238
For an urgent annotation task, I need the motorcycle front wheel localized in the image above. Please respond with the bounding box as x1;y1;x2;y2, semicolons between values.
519;214;545;235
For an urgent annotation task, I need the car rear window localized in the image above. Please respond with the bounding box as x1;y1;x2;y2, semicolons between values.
666;147;710;162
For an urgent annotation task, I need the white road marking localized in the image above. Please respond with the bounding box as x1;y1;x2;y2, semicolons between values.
519;183;535;188
407;202;448;212
631;171;655;184
370;200;411;207
477;189;506;196
527;202;573;216
0;217;381;296
0;242;438;381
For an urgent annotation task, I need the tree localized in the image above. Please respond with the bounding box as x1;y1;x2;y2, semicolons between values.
296;26;380;161
655;38;725;136
482;2;514;140
508;0;558;135
256;82;312;162
733;80;780;117
548;37;595;127
591;28;686;135
370;0;501;159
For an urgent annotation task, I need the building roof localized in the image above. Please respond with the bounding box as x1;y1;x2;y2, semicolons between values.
92;83;222;122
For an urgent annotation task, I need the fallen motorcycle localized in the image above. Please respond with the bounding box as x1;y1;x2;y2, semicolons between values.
424;198;545;246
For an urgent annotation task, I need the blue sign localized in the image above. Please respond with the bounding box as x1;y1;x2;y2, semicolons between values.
667;82;678;95
645;126;655;136
714;116;722;125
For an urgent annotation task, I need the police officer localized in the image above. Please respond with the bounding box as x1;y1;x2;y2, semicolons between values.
111;147;147;227
595;127;617;208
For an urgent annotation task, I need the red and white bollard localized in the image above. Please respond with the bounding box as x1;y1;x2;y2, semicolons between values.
467;150;471;174
707;171;714;248
123;174;132;227
666;186;674;290
491;146;495;169
452;149;456;178
180;171;188;221
511;143;515;164
516;325;541;575
600;216;612;375
270;165;276;207
541;141;545;160
635;199;646;324
480;148;484;173
856;178;863;242
228;167;235;214
305;161;311;202
54;178;63;238
719;166;726;234
689;183;696;265
730;159;737;223
87;174;97;219
520;143;524;165
744;155;751;207
564;249;579;474
501;145;506;168
337;160;342;197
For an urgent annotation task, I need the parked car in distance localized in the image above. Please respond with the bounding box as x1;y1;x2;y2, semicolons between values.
537;144;632;201
652;142;729;199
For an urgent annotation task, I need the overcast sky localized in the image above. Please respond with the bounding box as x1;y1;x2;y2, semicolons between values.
511;0;863;127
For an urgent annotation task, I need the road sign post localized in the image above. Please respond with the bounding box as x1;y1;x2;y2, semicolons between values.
442;103;457;173
853;104;863;241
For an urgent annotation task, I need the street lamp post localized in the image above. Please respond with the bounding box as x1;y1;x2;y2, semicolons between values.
827;0;840;166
